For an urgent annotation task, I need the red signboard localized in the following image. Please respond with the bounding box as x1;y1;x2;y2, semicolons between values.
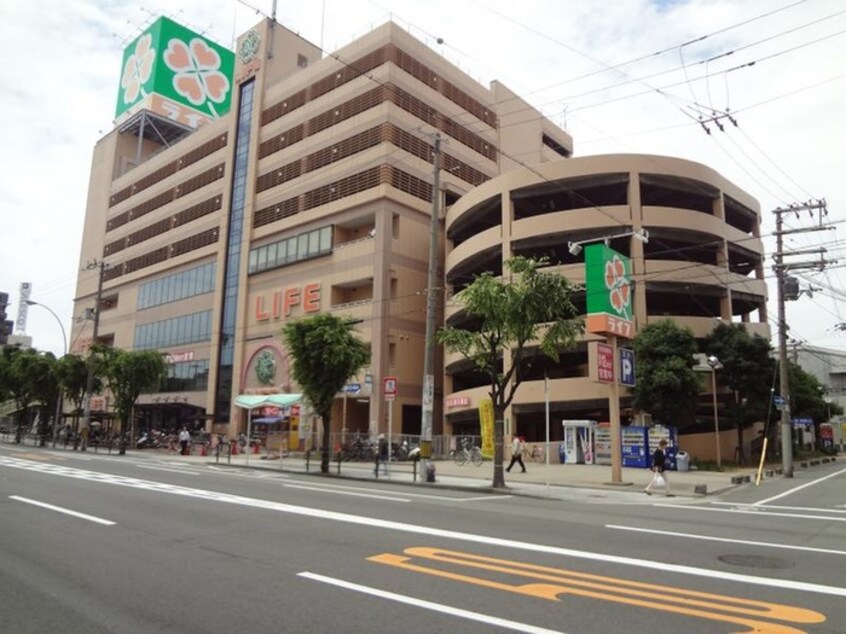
383;376;398;401
446;396;471;409
595;343;614;383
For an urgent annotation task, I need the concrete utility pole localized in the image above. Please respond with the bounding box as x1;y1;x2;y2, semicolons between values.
420;133;441;471
772;200;833;478
82;260;109;437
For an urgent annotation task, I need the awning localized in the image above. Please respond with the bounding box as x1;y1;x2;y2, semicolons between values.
233;394;302;410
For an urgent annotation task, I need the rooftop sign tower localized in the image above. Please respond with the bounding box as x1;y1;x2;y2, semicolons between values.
115;16;235;129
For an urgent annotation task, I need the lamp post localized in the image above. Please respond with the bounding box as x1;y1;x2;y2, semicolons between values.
707;355;723;468
25;300;68;445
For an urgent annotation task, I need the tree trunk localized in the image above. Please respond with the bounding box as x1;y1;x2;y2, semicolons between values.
320;413;331;473
492;413;505;489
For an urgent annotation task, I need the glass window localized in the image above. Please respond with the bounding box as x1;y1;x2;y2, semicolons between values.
320;227;332;251
257;246;267;271
297;235;308;259
248;250;258;274
277;239;287;263
265;243;277;268
308;230;319;255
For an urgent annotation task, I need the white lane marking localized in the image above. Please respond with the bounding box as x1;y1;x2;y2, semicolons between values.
457;495;514;502
711;501;846;514
606;524;846;556
282;483;410;502
136;465;200;475
754;468;846;506
205;465;508;502
298;572;565;634
10;495;115;526
2;456;845;597
653;503;846;523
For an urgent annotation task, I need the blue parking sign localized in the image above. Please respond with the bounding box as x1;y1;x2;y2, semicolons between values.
620;348;635;387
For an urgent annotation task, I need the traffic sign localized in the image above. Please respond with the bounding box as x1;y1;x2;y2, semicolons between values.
619;348;635;387
344;383;361;394
383;376;397;401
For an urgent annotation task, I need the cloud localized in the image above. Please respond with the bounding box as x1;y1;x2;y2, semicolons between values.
1;0;843;356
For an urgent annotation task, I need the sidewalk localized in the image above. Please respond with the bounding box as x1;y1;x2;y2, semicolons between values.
162;449;789;498
4;437;835;500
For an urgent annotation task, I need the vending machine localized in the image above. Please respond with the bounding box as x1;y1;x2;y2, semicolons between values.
647;425;678;469
561;420;596;464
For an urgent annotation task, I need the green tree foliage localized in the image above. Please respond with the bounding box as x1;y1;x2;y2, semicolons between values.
632;320;700;427
786;361;838;446
98;346;167;440
281;313;369;473
438;257;584;489
1;345;56;439
55;353;98;428
702;322;776;450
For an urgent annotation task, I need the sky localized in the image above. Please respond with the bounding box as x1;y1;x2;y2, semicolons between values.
1;0;844;359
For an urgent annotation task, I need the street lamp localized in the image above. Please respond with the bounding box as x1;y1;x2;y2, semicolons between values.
25;300;68;445
707;355;723;468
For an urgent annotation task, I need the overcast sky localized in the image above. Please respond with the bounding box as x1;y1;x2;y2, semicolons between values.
1;0;844;358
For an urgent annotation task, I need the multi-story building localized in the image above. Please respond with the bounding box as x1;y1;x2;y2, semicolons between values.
72;16;573;439
442;155;769;439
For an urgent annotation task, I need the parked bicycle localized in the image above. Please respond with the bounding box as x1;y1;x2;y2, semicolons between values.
452;437;483;466
525;443;546;463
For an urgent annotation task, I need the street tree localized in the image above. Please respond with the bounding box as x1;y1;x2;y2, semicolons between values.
98;346;167;445
438;256;583;489
701;322;776;458
281;313;369;473
2;346;56;441
786;361;840;447
632;320;700;427
55;353;100;429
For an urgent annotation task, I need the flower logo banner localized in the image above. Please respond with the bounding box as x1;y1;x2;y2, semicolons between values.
584;243;634;337
115;16;234;127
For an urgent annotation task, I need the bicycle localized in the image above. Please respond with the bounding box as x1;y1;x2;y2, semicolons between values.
526;443;545;463
452;437;483;466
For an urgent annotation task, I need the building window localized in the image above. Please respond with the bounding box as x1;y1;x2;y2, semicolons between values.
134;311;212;350
247;226;333;275
137;262;216;310
162;359;210;393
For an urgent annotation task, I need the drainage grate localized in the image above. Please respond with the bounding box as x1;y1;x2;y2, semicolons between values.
718;554;793;570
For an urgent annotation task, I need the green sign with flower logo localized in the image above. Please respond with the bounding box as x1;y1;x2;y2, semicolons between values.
584;243;634;337
115;16;234;127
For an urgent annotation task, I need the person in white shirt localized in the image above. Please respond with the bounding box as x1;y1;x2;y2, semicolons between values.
506;436;527;473
178;427;191;455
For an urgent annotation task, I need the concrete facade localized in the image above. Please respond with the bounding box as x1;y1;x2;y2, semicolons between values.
72;18;573;439
442;155;769;441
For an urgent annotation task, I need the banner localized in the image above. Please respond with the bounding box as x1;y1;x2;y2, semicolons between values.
479;399;494;458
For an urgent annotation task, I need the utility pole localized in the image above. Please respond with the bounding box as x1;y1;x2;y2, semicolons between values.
772;199;833;478
82;260;108;440
420;133;441;474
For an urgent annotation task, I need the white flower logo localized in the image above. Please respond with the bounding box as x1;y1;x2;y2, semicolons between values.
164;37;230;117
121;34;155;105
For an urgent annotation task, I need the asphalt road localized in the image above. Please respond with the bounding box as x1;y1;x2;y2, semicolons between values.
1;444;844;634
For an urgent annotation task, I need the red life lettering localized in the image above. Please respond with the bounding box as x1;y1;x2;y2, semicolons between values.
303;283;321;312
255;295;270;321
284;288;301;316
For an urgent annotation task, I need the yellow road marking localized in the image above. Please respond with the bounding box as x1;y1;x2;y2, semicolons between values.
368;547;825;634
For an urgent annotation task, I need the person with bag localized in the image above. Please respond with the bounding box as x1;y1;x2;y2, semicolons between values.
645;438;674;496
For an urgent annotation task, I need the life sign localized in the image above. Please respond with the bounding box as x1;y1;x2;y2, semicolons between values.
619;348;635;387
584;243;634;338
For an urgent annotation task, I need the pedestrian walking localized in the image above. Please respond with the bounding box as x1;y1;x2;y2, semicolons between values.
374;434;389;477
178;426;191;455
645;438;674;496
506;436;527;473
